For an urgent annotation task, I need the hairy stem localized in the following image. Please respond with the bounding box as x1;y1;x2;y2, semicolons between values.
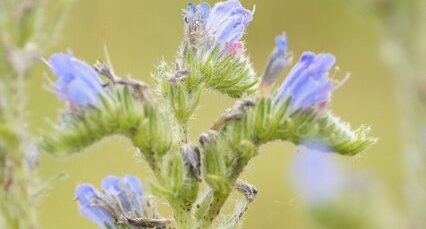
195;191;228;229
0;74;38;229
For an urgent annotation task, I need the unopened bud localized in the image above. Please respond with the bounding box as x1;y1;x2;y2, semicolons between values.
199;130;218;147
181;144;201;180
234;179;258;202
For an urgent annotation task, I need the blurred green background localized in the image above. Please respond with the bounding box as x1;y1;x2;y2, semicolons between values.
26;0;401;228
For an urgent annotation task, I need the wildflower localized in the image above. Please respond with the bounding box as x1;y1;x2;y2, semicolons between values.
48;52;104;107
75;184;116;228
75;175;145;228
290;142;343;204
259;33;292;96
183;0;253;55
275;51;338;111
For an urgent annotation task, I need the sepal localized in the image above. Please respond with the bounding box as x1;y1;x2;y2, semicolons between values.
42;85;172;158
186;48;258;98
132;106;172;158
315;113;377;155
154;61;202;124
151;155;184;200
251;98;376;155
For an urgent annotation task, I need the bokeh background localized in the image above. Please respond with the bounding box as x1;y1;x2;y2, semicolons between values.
26;0;401;228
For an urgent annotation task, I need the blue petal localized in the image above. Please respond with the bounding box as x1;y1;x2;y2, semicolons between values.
291;143;343;204
215;21;246;44
262;33;289;86
122;175;143;195
101;176;144;215
101;176;121;195
75;185;116;229
71;59;103;93
285;53;334;98
48;52;75;84
207;0;242;29
214;8;252;43
121;175;145;215
79;207;116;229
58;77;99;106
76;184;98;206
48;52;104;107
275;34;288;54
300;81;333;108
196;2;211;21
188;3;197;13
291;75;333;108
276;52;335;109
280;52;316;94
206;0;252;50
101;175;134;214
186;2;210;23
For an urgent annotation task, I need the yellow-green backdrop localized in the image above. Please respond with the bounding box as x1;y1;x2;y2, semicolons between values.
26;0;401;228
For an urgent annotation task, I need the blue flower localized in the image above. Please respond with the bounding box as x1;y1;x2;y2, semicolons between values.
184;0;253;54
48;52;104;107
290;142;343;204
260;33;291;94
75;184;116;229
75;175;145;228
275;52;336;110
101;175;145;216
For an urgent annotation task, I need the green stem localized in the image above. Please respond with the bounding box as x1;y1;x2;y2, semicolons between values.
134;147;194;229
378;2;426;227
0;74;38;229
195;191;228;229
170;201;193;229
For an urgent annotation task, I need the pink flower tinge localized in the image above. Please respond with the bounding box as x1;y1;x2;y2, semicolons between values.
224;42;245;57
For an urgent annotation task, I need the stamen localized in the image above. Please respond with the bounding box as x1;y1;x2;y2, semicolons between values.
103;42;117;79
330;66;340;79
43;73;55;90
333;72;350;91
40;57;51;68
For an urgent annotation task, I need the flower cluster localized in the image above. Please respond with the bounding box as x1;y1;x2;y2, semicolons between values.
183;0;253;55
48;52;105;108
41;1;376;229
75;175;145;228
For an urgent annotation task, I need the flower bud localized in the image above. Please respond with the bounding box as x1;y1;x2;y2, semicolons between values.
259;33;292;97
180;144;201;180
